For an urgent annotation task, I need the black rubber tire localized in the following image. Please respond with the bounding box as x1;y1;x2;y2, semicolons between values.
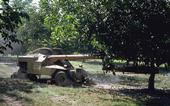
54;71;68;86
27;74;37;81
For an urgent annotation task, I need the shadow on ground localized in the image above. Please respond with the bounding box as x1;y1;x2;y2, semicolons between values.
111;89;170;106
0;78;47;105
117;75;148;87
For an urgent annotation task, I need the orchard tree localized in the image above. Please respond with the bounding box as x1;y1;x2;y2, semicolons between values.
75;0;170;90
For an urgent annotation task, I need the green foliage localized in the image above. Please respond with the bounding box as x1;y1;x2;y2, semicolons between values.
17;8;50;53
46;14;80;52
39;0;95;53
15;0;170;63
0;0;29;53
76;0;170;68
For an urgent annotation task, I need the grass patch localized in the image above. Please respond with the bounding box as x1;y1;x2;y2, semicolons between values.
70;60;103;74
0;61;169;106
0;64;15;78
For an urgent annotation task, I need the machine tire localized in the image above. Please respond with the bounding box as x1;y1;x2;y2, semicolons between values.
11;72;17;79
54;71;68;86
27;74;37;81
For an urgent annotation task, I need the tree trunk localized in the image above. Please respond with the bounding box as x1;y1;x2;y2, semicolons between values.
148;73;155;91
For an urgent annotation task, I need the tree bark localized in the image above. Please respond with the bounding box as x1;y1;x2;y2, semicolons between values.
148;73;155;91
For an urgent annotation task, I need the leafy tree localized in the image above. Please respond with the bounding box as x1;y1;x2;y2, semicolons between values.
0;0;29;53
76;0;170;90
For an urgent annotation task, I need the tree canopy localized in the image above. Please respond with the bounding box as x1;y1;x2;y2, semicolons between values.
13;0;170;68
19;0;170;68
68;0;170;68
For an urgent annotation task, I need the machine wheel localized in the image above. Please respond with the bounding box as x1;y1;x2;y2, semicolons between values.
27;74;37;81
54;71;68;86
11;72;17;79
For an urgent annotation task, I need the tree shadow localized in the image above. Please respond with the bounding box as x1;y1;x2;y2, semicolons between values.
0;78;47;105
111;88;170;106
117;75;148;87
